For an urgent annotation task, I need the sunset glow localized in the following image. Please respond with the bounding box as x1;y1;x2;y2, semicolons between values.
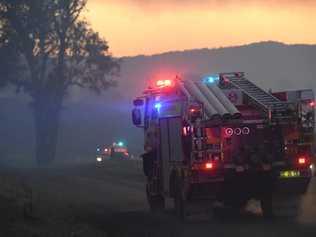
85;0;316;56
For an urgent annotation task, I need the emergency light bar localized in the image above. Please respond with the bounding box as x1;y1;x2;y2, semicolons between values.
203;74;220;84
156;79;174;88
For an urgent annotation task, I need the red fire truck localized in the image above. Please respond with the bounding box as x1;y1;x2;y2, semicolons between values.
96;141;129;164
132;72;314;219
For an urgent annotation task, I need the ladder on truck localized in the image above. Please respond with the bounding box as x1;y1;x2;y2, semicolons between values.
219;72;290;120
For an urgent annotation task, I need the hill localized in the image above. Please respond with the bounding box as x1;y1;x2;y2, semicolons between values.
1;41;315;166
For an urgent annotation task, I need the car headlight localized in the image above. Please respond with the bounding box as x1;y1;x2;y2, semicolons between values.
96;157;102;162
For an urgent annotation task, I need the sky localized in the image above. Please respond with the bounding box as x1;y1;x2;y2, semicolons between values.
85;0;316;57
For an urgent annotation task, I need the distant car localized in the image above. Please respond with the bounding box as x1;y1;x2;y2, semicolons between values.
95;146;110;166
96;141;130;165
110;143;130;160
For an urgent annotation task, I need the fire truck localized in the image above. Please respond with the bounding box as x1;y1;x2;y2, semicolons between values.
132;72;314;219
96;141;129;164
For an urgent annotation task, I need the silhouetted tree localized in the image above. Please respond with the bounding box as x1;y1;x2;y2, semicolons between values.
0;7;16;87
0;0;119;165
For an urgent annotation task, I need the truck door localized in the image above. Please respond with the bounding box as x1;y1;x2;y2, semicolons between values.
159;117;184;194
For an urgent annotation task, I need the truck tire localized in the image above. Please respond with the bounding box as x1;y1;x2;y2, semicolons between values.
174;175;186;220
260;195;274;218
169;172;176;198
146;186;165;212
271;195;302;218
224;198;248;210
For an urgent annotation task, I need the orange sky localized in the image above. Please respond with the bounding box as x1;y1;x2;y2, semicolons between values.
85;0;316;56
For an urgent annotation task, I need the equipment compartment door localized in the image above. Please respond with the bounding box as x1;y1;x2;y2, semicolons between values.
159;117;184;194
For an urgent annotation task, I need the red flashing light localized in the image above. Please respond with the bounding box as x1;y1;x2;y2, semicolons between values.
164;80;172;86
298;157;307;165
309;101;315;107
205;162;213;169
156;80;164;86
156;79;174;88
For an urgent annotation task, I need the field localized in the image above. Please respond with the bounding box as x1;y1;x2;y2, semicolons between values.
1;159;316;237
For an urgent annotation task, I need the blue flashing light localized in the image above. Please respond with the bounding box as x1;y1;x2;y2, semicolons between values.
203;74;220;84
118;141;124;147
154;102;162;111
207;77;215;83
96;148;101;152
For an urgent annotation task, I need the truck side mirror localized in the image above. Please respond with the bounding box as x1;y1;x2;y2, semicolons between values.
133;98;144;106
132;108;142;126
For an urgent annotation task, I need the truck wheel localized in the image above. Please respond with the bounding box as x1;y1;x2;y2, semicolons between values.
260;195;274;219
271;195;302;218
224;199;248;210
146;186;165;212
174;177;186;220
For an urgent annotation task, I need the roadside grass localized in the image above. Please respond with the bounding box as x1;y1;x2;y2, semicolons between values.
0;158;144;237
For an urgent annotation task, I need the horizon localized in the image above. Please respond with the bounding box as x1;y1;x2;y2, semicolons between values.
118;41;316;58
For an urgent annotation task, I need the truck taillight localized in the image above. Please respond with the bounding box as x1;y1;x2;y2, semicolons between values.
205;162;214;169
297;156;311;167
309;101;315;107
191;162;216;171
298;157;307;165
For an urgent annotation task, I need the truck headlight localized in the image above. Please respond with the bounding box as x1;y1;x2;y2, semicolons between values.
96;157;102;162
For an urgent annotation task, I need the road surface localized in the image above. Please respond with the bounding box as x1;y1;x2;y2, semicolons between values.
2;159;316;237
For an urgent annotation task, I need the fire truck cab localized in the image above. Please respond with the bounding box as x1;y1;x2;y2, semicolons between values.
132;72;314;219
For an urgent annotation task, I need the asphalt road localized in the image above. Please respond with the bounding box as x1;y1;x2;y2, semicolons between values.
5;159;316;237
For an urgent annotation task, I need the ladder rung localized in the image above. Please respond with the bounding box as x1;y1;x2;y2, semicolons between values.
227;76;288;118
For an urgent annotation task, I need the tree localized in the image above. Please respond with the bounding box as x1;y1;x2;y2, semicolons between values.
0;5;16;87
0;0;119;165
